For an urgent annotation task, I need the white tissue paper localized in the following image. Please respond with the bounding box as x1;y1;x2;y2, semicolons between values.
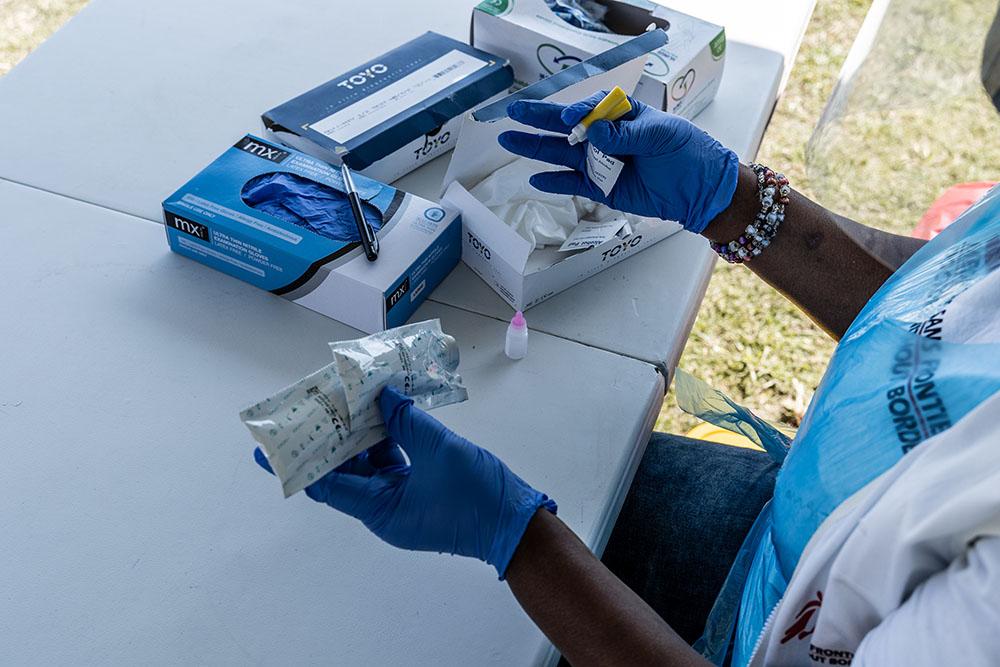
470;158;643;249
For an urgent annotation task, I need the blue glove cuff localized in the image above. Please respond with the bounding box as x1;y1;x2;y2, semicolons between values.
687;147;740;235
490;491;558;580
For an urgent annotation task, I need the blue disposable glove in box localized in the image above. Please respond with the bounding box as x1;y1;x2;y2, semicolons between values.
162;135;461;333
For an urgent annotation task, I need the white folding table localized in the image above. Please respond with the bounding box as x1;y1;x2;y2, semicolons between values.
0;180;663;665
0;0;814;371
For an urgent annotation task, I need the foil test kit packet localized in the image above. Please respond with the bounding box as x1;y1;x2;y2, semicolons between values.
162;135;461;333
471;0;725;119
262;32;513;183
441;30;681;311
242;319;468;498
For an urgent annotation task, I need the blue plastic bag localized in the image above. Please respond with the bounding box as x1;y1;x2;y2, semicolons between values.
674;369;792;463
772;186;1000;576
691;185;1000;664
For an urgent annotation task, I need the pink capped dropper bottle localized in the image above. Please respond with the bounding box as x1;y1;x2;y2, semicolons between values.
505;311;528;360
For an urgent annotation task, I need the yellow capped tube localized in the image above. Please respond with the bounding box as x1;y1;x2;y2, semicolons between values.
567;86;632;145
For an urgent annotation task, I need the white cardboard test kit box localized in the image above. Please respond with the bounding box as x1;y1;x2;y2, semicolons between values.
471;0;726;119
441;30;682;311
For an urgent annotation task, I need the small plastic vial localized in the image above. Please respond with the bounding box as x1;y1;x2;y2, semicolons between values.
505;311;528;360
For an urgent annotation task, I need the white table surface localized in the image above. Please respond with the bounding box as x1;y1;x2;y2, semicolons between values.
0;180;664;665
0;0;814;371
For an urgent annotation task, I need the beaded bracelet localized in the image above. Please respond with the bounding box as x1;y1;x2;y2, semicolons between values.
710;163;790;264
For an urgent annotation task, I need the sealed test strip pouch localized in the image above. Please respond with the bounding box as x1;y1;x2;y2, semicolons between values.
162;135;461;333
262;32;513;183
441;30;681;311
472;0;725;119
330;320;469;430
331;320;467;434
242;360;381;498
242;319;468;497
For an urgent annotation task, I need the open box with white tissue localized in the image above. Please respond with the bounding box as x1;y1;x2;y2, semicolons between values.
471;0;725;120
441;30;681;311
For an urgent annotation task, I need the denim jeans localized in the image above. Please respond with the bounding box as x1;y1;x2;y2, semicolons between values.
601;433;779;646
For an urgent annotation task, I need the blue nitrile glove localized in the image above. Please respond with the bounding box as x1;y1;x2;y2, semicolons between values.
498;91;740;234
241;172;383;244
253;386;556;579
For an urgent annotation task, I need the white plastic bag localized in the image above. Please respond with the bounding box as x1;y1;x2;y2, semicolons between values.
242;319;468;497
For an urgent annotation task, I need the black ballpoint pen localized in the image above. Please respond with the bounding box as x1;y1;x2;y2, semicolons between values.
341;163;379;262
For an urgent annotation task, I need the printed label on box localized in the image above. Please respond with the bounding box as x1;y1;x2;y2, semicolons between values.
310;50;489;142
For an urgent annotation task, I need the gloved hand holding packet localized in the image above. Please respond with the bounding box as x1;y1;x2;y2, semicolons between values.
241;319;468;497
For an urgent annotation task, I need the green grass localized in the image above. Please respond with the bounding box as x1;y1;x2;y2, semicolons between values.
658;0;1000;434
5;0;997;436
0;0;89;76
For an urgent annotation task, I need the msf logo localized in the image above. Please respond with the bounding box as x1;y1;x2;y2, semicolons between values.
337;63;389;90
781;591;822;644
467;231;491;261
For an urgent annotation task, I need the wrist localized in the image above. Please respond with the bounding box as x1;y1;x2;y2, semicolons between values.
504;507;563;583
491;491;557;580
701;162;759;242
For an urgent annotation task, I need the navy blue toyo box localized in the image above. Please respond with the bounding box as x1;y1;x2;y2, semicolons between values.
262;32;513;182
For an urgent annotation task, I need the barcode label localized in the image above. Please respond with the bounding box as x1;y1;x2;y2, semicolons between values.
433;61;464;78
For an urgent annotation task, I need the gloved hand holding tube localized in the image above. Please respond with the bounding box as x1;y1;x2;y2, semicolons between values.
498;90;740;234
254;386;557;579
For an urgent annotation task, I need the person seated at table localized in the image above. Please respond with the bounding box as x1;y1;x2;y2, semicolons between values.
255;13;1000;666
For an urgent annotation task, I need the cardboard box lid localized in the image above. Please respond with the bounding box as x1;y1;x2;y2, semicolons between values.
475;0;672;40
472;0;724;85
442;29;667;271
262;32;513;170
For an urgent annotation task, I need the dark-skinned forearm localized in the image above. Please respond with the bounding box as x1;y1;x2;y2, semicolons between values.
704;164;926;339
505;509;710;667
834;213;927;271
